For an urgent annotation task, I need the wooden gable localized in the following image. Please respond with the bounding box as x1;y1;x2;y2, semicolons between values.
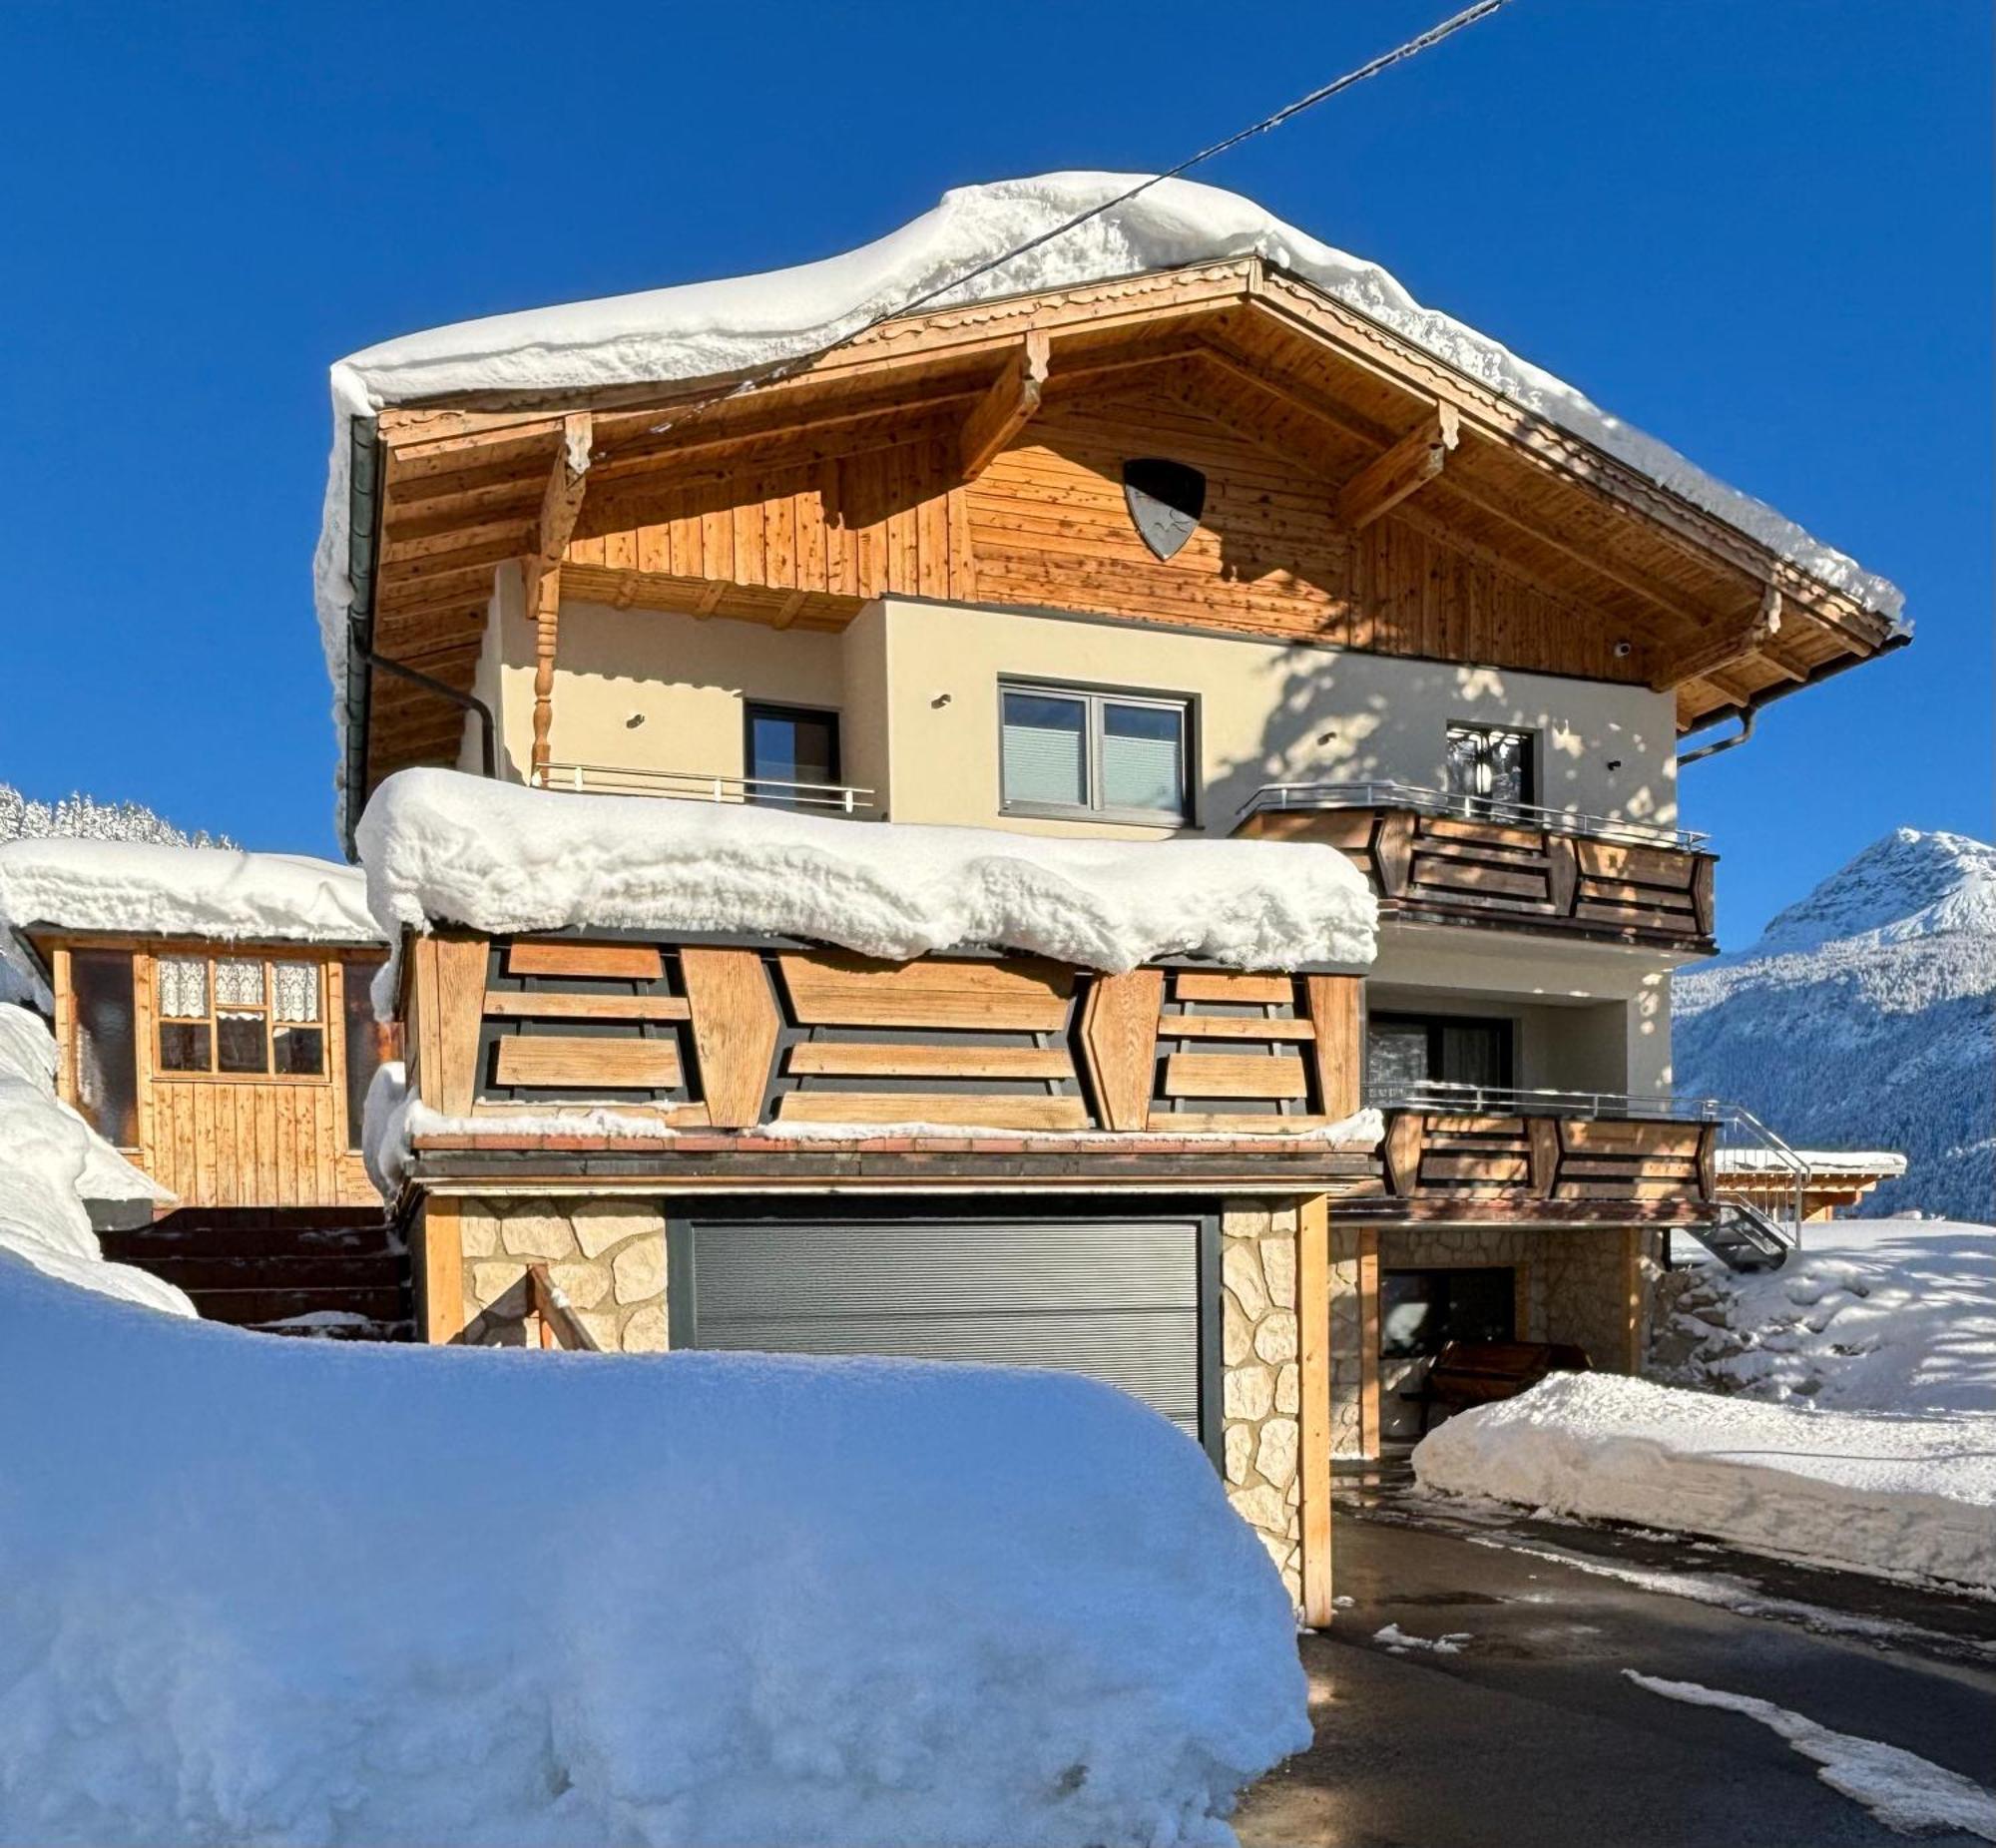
350;259;1902;805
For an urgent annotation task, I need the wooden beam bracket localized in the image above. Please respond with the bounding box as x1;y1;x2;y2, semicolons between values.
1335;402;1460;530
527;412;594;783
959;330;1051;479
1650;583;1782;693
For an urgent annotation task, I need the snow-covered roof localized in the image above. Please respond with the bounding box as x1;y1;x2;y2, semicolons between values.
0;838;380;949
1718;1149;1907;1176
316;172;1904;719
357;768;1377;975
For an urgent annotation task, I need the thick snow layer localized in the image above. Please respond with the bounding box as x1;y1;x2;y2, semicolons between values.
1412;1372;1996;1592
0;1261;1306;1846
0;837;378;946
357;768;1377;976
1717;1148;1907;1177
0;1004;189;1319
316;173;1902;729
1656;1218;1996;1417
1624;1673;1996;1841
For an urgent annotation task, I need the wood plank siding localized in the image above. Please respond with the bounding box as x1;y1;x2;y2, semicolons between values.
398;931;1367;1155
45;935;388;1210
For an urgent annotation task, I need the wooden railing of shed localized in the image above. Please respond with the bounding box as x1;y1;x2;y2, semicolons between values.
401;933;1362;1139
1238;806;1716;949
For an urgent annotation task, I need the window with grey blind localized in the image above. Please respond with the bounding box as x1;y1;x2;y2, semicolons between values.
999;682;1190;822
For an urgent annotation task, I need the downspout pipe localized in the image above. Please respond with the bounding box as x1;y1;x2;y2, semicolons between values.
340;414;498;857
1677;628;1912;769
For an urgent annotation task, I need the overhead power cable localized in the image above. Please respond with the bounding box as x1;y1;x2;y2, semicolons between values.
641;0;1517;442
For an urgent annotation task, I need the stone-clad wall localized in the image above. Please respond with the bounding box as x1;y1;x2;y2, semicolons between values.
455;1197;669;1351
1219;1199;1302;1606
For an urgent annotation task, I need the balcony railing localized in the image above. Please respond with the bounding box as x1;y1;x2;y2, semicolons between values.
1236;783;1716;949
1242;782;1706;851
534;761;877;814
1366;1081;1807;1243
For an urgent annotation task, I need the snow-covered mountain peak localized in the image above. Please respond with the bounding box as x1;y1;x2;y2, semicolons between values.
1752;829;1996;956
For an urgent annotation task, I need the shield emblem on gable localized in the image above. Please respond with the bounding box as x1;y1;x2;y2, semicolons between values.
1123;458;1206;561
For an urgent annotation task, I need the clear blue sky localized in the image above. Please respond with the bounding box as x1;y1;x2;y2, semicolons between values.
3;0;1987;945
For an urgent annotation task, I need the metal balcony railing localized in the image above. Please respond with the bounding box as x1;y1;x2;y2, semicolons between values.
534;761;877;814
1362;1080;1720;1123
1241;781;1708;851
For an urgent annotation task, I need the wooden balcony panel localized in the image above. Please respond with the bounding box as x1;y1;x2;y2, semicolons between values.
396;932;1368;1155
1380;1106;1717;1211
1237;800;1716;949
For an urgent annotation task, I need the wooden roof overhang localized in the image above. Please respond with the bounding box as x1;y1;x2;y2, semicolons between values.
347;255;1903;815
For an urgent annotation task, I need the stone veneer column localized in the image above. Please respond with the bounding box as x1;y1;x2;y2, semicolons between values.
1219;1198;1302;1606
455;1197;668;1352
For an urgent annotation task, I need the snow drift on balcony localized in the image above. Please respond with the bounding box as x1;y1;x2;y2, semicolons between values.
0;837;378;947
0;1260;1306;1846
316;172;1903;729
0;1004;188;1319
356;767;1377;975
1412;1371;1996;1592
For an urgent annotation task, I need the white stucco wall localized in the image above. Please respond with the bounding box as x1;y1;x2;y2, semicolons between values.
473;590;1684;834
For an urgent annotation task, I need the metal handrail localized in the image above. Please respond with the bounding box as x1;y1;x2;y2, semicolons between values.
1242;781;1708;851
1713;1100;1811;1250
535;761;877;815
1362;1081;1723;1123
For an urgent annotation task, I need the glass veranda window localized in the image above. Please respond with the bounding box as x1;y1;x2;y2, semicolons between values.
1445;724;1534;812
1000;684;1189;821
156;954;325;1078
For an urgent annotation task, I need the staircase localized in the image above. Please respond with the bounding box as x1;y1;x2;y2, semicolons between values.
99;1207;414;1340
1683;1198;1792;1272
1694;1103;1810;1272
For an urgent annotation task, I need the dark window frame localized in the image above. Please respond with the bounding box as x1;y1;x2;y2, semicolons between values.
1366;1010;1516;1091
997;676;1198;826
1445;721;1538;809
1380;1265;1519;1359
151;950;329;1085
742;700;842;801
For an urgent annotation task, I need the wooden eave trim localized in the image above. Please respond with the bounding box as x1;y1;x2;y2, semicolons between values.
1246;264;1893;648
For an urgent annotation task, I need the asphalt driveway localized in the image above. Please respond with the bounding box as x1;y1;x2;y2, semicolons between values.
1238;1476;1996;1848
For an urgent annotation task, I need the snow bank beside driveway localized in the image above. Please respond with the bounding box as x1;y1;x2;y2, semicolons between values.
1412;1372;1996;1593
0;1261;1307;1847
357;766;1377;976
1657;1218;1996;1416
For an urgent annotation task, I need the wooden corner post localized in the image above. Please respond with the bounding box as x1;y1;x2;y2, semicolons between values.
416;1197;466;1344
527;411;593;786
1297;1191;1335;1626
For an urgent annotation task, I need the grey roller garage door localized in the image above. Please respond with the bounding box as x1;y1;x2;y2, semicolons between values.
669;1204;1215;1443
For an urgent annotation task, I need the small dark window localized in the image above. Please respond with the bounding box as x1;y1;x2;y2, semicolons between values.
71;950;139;1147
1366;1012;1514;1096
1446;724;1535;811
746;703;841;806
1381;1267;1517;1359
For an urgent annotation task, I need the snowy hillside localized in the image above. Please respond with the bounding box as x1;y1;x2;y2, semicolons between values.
1675;830;1995;1222
0;781;235;849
